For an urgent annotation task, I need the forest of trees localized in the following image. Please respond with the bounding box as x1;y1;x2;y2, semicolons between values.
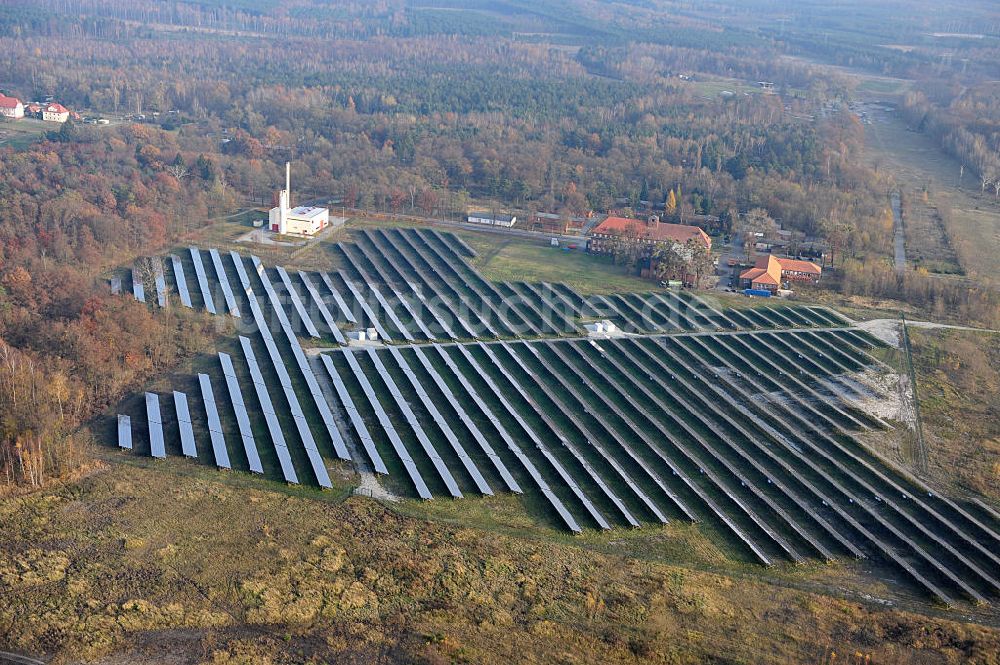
0;126;228;487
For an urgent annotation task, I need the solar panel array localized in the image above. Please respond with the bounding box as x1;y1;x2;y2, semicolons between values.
339;273;392;341
387;346;492;495
318;324;1000;605
219;351;263;474
190;247;217;315
199;373;232;469
145;392;165;459
109;237;1000;606
249;256;349;464
174;390;198;458
299;271;346;344
117;414;132;450
320;353;388;474
210;248;241;318
276;266;321;338
239;335;298;484
171;254;193;308
342;348;431;499
319;272;357;324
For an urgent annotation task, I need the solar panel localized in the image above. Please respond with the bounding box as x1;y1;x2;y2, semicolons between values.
145;392;165;459
588;340;807;558
434;229;477;258
198;373;231;469
670;290;729;329
339;272;392;341
670;335;990;602
320;354;387;474
500;281;560;335
117;414;132;450
628;339;847;561
722;333;867;431
366;230;466;340
645;292;697;329
409;347;520;492
170;254;193;308
387;347;491;495
389;229;496;337
545;338;777;562
276;266;321;338
189;247;217;315
515;281;580;335
319;272;358;324
252;257;350;462
239;336;298;484
367;349;461;497
347;240;437;340
429;345;580;531
485;342;649;526
229;251;252;289
132;270;145;302
450;344;606;529
209;248;241;318
416;228;531;335
299;272;346;344
218;352;263;474
376;229;476;339
110;276;122;296
538;281;580;318
342;349;431;498
407;229;517;335
173;391;198;458
154;260;167;308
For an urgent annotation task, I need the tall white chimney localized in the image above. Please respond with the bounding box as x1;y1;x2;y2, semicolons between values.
285;162;291;208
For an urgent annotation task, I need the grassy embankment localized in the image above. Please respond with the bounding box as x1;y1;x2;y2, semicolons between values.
4;463;1000;664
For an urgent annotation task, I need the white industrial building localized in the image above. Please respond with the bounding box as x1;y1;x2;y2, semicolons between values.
269;162;330;236
467;211;517;228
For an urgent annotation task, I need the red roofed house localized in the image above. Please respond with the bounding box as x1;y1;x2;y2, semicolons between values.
0;94;24;120
42;103;70;123
739;255;821;292
588;216;711;255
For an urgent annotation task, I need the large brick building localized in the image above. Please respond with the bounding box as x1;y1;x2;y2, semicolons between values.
587;216;711;255
739;255;821;291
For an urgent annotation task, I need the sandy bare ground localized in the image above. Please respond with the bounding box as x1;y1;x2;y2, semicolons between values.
307;355;399;503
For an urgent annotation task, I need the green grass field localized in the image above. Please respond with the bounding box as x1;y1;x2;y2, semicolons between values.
468;238;653;294
0;117;50;149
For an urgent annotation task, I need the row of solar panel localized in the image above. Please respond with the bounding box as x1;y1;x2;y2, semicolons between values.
121;385;232;469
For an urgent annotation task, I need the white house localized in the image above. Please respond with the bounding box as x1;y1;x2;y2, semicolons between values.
0;94;24;120
467;212;517;228
42;103;70;123
268;162;329;236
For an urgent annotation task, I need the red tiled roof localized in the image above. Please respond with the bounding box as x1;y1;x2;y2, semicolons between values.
591;216;711;248
775;257;821;274
45;103;69;114
0;94;21;109
740;255;821;284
